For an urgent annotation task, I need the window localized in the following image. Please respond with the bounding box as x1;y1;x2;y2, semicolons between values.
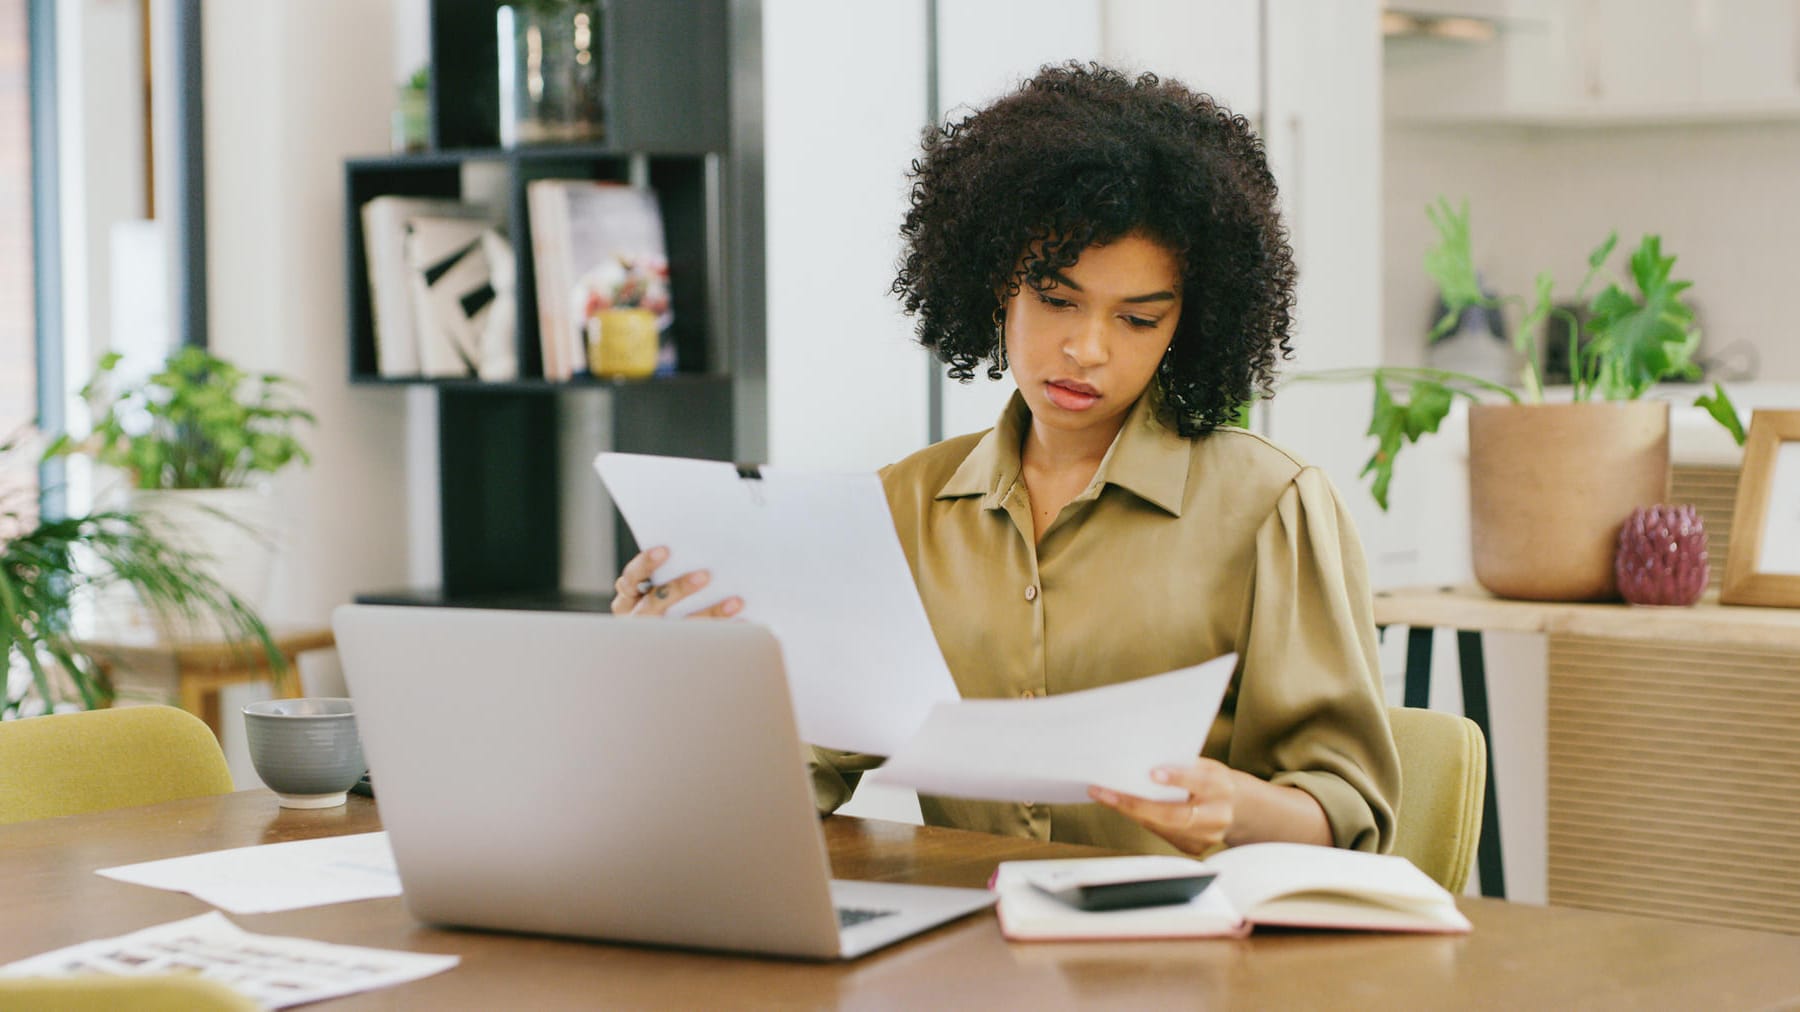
0;0;38;518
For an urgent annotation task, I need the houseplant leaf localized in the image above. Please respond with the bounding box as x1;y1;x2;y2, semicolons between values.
1424;198;1484;341
1584;235;1701;399
1;508;286;718
1361;382;1404;511
1586;231;1618;272
1516;272;1555;356
1694;382;1747;446
1359;376;1457;511
52;347;313;490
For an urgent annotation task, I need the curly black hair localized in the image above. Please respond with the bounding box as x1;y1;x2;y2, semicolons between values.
892;62;1297;435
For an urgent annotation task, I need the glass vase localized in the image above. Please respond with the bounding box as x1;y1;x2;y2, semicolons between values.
497;1;606;146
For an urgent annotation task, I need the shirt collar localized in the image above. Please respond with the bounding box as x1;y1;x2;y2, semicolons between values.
936;390;1191;517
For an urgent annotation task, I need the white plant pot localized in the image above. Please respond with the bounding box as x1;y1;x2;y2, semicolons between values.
127;486;282;640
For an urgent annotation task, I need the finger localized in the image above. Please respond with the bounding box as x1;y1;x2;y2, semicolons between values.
1088;786;1196;831
1089;785;1230;853
630;569;711;617
614;546;670;597
612;546;670;613
1150;761;1228;802
685;596;744;620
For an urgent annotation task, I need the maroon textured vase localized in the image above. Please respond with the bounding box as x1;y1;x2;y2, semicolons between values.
1614;504;1709;606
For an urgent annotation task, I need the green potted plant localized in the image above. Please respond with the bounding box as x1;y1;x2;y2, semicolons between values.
44;347;315;626
1289;199;1744;602
2;436;281;719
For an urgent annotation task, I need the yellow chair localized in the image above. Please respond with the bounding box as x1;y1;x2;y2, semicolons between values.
0;974;261;1011
0;705;234;825
1387;706;1487;893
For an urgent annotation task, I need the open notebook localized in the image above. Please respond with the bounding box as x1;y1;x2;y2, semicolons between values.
992;844;1471;941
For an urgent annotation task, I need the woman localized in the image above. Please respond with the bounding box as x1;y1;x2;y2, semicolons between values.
613;63;1399;858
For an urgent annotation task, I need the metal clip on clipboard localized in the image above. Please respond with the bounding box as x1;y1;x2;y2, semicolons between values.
736;462;765;505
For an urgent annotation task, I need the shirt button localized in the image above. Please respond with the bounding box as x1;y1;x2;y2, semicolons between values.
1024;584;1038;602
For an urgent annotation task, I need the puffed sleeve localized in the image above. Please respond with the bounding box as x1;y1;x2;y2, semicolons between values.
807;746;886;815
1232;466;1400;853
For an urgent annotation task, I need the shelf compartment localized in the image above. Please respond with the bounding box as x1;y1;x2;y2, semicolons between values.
346;151;716;385
354;587;614;614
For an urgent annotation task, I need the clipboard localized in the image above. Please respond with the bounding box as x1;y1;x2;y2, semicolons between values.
593;452;960;756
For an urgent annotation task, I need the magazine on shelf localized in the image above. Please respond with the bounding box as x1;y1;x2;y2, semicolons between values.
360;196;495;377
526;180;671;381
402;216;517;380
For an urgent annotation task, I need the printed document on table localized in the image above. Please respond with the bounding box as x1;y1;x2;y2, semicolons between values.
96;831;401;914
594;453;960;756
0;911;457;1008
879;654;1238;804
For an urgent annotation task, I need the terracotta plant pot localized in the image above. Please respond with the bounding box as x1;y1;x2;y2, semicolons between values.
1468;401;1670;602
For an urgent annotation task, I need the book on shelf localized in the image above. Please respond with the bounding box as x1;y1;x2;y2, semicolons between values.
402;216;518;380
360;196;498;378
526;180;673;381
991;844;1472;941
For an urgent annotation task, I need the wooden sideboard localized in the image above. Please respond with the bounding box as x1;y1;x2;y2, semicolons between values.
1375;584;1800;934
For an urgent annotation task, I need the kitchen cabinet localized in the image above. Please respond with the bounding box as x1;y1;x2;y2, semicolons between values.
1387;0;1800;126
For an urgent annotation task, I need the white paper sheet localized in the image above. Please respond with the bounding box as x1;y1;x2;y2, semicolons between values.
594;453;960;755
97;832;401;914
878;654;1237;804
0;911;457;1008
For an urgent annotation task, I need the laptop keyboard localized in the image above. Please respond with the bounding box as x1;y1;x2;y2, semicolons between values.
836;906;899;929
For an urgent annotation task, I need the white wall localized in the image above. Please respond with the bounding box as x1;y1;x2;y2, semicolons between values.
1384;120;1800;382
1259;0;1398;581
761;0;931;471
1102;0;1261;118
391;0;429;86
203;2;412;625
387;1;441;590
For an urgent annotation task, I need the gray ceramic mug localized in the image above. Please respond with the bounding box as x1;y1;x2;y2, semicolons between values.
243;698;366;808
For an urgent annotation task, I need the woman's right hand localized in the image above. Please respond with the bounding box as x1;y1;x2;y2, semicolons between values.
611;545;744;618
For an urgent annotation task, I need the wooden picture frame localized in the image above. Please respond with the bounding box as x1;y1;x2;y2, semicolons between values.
1721;410;1800;607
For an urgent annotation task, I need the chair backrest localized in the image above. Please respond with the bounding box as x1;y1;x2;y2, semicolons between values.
0;974;261;1011
1387;706;1487;893
0;705;234;825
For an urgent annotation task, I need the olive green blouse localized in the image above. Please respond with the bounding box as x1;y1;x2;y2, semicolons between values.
809;391;1400;855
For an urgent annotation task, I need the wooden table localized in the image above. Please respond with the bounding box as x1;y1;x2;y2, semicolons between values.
1368;583;1800;921
1374;585;1800;651
79;627;335;739
8;792;1800;1008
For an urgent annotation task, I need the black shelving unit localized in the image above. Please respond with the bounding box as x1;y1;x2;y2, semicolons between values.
346;0;757;608
344;148;720;384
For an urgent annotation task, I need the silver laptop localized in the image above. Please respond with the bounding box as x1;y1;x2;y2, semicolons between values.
331;605;995;960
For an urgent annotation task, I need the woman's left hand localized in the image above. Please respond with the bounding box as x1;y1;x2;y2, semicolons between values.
1088;758;1236;856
